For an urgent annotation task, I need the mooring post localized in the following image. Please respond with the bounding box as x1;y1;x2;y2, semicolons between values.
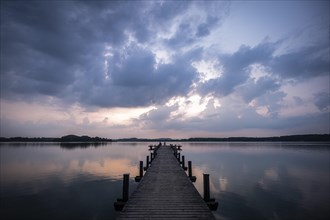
139;161;143;177
114;173;130;211
135;161;143;182
123;173;129;202
203;174;210;201
182;155;187;170
144;156;149;170
177;152;181;163
203;173;218;210
188;161;196;182
188;161;192;177
150;152;153;162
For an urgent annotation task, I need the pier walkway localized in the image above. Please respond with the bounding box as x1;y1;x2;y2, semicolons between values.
116;145;216;219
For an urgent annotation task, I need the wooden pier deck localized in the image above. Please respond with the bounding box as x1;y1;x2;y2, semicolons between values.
116;145;216;219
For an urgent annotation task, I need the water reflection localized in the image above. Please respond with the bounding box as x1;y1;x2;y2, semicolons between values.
0;142;329;220
0;142;151;220
60;142;108;149
181;142;329;220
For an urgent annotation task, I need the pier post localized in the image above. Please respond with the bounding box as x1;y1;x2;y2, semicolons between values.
135;161;143;182
188;161;196;182
177;152;181;163
114;173;130;211
188;161;192;177
139;161;143;177
203;173;218;211
150;152;154;162
144;156;149;170
123;174;129;202
203;174;210;201
182;155;187;170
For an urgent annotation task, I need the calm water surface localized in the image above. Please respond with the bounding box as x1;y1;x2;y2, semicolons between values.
0;142;329;220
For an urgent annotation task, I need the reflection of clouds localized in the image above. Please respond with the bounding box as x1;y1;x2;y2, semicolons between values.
2;143;328;220
181;143;329;220
1;161;64;184
184;142;283;155
257;178;268;191
0;143;153;184
220;176;228;191
81;159;138;179
288;166;329;183
219;191;265;220
257;164;329;212
288;166;330;212
1;157;139;187
0;143;154;193
257;166;291;191
265;168;278;181
192;166;221;196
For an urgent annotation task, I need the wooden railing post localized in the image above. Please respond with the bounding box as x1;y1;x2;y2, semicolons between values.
114;173;130;211
139;161;143;177
188;161;196;182
203;174;210;202
122;174;129;202
182;155;187;170
135;161;143;182
188;161;192;177
144;156;149;170
203;173;218;210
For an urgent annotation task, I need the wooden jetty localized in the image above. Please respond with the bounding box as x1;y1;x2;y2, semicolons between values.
115;145;217;219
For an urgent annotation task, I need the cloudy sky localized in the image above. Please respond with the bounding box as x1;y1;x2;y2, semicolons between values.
1;0;329;138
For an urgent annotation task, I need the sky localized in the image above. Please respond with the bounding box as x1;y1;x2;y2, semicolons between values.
0;0;329;138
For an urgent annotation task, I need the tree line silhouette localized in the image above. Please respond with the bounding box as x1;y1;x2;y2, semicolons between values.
0;134;329;142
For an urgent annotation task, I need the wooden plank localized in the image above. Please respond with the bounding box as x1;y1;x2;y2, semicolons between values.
117;145;216;220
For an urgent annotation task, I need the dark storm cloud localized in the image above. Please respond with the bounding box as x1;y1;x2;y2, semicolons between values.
270;44;329;81
196;16;219;37
1;1;106;99
1;1;223;107
1;0;328;110
198;40;329;101
167;15;220;47
1;1;160;97
85;47;200;107
237;76;281;103
140;105;178;126
109;46;155;87
313;92;330;112
166;23;196;48
199;42;275;97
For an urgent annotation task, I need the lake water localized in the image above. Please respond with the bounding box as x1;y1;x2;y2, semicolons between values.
0;142;329;220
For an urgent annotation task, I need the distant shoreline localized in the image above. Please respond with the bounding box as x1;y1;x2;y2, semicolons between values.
0;134;329;142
